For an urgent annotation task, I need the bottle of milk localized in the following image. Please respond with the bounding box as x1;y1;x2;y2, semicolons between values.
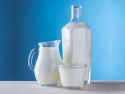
62;5;91;84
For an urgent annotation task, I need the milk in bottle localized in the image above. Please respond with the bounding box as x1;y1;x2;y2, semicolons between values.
62;5;91;84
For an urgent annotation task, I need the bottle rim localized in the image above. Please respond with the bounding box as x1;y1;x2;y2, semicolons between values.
70;5;82;8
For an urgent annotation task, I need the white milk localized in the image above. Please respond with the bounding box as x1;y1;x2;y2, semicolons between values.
59;65;86;86
34;47;62;85
62;22;91;83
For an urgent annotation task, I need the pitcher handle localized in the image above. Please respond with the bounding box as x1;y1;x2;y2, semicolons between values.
28;48;38;71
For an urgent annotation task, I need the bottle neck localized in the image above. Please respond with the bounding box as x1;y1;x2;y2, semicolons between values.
70;6;83;22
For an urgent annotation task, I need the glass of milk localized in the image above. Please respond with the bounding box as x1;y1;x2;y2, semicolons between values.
58;64;87;89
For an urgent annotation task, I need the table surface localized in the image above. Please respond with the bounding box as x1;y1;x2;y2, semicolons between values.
0;81;125;94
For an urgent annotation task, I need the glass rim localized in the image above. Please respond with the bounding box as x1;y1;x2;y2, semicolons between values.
58;64;87;69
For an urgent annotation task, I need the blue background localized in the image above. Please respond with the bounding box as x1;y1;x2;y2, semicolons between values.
0;0;125;80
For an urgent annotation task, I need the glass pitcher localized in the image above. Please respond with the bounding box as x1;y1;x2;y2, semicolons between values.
28;40;63;86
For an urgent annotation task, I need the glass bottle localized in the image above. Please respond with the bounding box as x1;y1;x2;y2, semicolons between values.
62;5;91;84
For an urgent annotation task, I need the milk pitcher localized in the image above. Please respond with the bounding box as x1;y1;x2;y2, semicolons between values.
28;40;62;86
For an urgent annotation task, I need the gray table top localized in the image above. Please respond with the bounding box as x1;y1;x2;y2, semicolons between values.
0;81;125;94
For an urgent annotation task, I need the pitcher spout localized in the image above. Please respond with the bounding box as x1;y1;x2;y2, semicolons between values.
38;40;61;47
